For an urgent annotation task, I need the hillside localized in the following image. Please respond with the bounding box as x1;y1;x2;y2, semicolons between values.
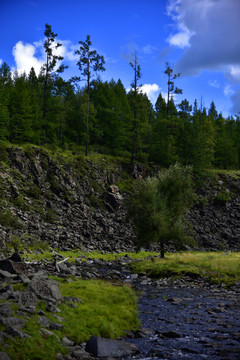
0;143;240;253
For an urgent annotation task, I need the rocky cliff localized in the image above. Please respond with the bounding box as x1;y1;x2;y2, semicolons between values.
0;145;139;253
0;144;240;253
190;174;240;251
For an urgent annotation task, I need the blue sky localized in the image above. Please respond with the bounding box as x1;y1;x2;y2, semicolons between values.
1;0;240;117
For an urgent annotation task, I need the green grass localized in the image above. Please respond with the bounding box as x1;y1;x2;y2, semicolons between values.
205;168;240;178
56;277;139;342
130;251;240;286
22;249;159;263
0;278;139;360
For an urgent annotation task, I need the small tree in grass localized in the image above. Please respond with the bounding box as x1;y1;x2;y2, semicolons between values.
128;163;195;258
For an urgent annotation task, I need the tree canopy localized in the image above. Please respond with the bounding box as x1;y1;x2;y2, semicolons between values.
128;163;196;257
0;24;240;171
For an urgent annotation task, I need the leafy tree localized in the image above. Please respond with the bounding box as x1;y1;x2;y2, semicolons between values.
75;35;105;155
128;163;195;258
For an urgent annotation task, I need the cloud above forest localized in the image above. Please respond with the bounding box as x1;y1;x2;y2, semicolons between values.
141;83;160;104
166;0;240;113
12;39;78;76
12;41;44;75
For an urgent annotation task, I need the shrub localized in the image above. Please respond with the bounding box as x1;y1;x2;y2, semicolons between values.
128;163;196;257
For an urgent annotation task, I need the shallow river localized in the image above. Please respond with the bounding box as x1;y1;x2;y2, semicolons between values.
126;284;240;360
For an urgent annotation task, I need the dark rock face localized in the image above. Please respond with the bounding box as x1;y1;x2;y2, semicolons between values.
0;146;240;252
189;175;240;251
0;147;136;253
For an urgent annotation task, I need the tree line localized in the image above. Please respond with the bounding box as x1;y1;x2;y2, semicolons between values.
0;23;240;170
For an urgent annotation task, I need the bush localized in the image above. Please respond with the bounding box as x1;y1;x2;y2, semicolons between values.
215;190;231;205
128;163;196;257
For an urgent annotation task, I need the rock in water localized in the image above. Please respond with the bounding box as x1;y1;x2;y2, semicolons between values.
85;335;139;358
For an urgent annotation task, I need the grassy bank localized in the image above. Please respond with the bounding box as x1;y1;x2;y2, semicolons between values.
22;249;240;286
130;251;240;286
1;278;139;360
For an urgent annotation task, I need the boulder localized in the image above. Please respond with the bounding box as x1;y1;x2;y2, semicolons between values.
0;260;25;275
19;290;38;309
85;335;139;358
28;277;62;303
0;303;12;317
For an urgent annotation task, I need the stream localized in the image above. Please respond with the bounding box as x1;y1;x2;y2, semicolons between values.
125;283;240;360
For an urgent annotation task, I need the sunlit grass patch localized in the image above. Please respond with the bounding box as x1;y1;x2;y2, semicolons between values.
55;278;139;342
22;249;159;263
130;251;240;286
0;278;139;360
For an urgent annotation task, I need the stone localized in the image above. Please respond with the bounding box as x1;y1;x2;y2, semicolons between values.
0;260;25;275
62;336;74;346
0;317;25;329
8;252;21;262
63;296;82;303
19;290;38;308
85;335;139;358
0;303;12;317
49;321;63;330
0;352;12;360
161;331;181;338
71;347;94;360
28;277;62;302
4;326;30;339
37;316;50;328
41;328;60;342
0;270;16;280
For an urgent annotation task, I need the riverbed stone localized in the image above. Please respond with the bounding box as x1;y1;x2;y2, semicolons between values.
85;335;139;358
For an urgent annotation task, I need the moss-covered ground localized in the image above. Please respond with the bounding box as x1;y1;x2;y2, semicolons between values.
0;277;139;360
130;251;240;287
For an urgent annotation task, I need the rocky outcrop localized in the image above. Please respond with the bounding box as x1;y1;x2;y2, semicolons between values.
1;145;240;252
0;146;136;253
189;174;240;251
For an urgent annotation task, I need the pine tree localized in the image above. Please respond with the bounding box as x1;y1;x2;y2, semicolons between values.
41;23;68;142
0;62;11;140
164;62;182;121
74;35;105;155
129;51;142;164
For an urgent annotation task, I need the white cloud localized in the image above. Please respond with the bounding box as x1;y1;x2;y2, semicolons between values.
224;84;234;97
12;39;80;76
208;79;220;89
0;59;3;66
141;83;161;104
142;44;157;55
166;0;240;113
228;65;240;83
12;41;44;75
168;29;192;48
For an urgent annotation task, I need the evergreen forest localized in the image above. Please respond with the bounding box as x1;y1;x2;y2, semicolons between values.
1;24;240;171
